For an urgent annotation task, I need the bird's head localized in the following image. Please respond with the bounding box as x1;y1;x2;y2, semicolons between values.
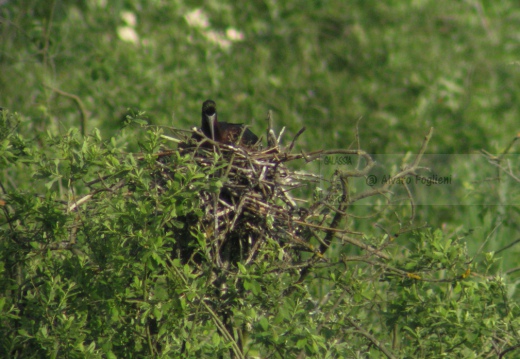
202;100;218;141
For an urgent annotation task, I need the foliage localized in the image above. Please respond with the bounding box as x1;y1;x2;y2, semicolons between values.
1;110;520;358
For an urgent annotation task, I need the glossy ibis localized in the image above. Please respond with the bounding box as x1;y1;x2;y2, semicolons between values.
199;100;259;148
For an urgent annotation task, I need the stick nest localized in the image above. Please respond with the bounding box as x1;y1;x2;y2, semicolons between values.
153;127;327;271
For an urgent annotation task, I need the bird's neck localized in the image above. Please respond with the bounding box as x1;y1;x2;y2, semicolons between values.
202;114;220;141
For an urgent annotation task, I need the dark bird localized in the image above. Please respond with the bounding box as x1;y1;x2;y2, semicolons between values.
199;100;259;147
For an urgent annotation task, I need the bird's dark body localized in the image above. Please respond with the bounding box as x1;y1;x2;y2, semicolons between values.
198;100;259;147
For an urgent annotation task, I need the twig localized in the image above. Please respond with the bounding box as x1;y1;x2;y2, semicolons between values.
288;127;306;152
346;316;397;359
43;84;88;136
266;110;277;148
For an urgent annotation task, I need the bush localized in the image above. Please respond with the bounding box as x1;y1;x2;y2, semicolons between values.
1;109;519;358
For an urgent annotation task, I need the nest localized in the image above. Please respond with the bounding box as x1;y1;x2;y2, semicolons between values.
140;112;409;276
151;125;324;272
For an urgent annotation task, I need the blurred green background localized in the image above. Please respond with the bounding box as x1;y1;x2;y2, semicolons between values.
1;1;520;286
3;0;519;152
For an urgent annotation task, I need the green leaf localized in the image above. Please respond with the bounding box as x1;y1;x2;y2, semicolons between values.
212;332;220;346
259;316;269;331
237;262;247;274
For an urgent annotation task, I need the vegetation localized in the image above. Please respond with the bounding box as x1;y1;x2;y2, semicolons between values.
1;1;520;358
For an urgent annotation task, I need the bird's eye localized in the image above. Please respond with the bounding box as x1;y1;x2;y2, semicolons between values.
204;108;216;116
